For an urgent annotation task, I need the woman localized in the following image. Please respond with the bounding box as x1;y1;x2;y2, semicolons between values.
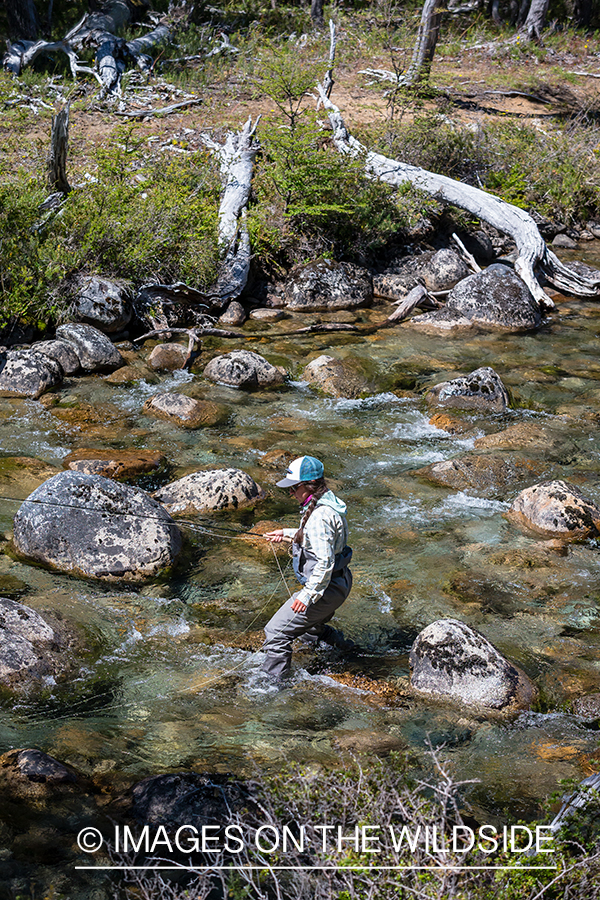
262;455;353;680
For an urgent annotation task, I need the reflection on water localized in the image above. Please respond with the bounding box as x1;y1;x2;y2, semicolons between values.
1;250;600;831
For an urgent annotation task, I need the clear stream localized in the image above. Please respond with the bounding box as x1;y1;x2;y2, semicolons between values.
2;247;600;836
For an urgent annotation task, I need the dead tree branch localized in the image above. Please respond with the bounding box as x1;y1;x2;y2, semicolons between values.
316;86;600;306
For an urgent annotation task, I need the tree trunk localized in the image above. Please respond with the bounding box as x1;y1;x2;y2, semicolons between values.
5;0;38;40
520;0;549;39
47;103;71;194
401;0;446;87
202;116;261;305
316;87;600;305
311;0;325;27
573;0;593;27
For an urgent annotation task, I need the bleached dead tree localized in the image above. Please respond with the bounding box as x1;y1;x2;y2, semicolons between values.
519;0;550;40
3;0;171;95
316;85;600;307
402;0;447;87
202;116;261;305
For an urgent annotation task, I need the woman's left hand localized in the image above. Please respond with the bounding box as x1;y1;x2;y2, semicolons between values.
291;597;307;613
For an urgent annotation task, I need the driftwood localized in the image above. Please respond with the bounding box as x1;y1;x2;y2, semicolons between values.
384;284;442;324
115;98;202;118
202;117;260;306
316;86;600;306
4;0;171;95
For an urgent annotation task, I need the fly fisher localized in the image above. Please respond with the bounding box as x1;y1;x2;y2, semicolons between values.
262;456;354;680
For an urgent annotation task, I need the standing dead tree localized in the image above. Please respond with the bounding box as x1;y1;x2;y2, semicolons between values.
316;85;600;307
47;101;71;195
202;116;261;306
3;0;171;95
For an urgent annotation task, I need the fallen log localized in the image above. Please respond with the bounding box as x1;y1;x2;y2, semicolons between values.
115;98;202;118
316;86;600;306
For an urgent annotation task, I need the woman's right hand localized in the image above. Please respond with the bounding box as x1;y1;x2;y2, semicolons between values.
263;530;285;543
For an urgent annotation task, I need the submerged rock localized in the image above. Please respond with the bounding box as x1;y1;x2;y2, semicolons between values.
0;598;55;685
73;277;132;334
410;618;536;712
13;472;182;581
506;480;600;539
144;393;229;428
203;350;285;388
303;355;375;399
0;349;63;399
426;366;510;413
154;468;264;515
63;449;166;480
0;749;81;793
285;260;373;311
55;323;124;372
414;453;546;497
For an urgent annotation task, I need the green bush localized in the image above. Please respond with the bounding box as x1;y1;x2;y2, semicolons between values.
0;125;221;329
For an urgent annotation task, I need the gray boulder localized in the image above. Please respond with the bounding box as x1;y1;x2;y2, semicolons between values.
13;471;182;581
218;301;247;326
33;339;80;375
0;349;63;399
203;350;285;388
420;249;469;292
73;276;132;334
55;323;124;372
426;366;510;413
444;264;542;331
410;618;536;712
285;260;372;311
413;452;546;498
154;468;264;515
506;480;600;539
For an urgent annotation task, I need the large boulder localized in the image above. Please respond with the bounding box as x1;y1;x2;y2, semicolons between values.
410;618;536;712
13;471;182;581
55;323;124;372
154;469;264;515
144;393;229;428
506;480;600;539
131;773;248;827
426;366;510;413
284;260;373;311
203;350;285;389
72;276;132;334
303;355;375;399
0;349;63;399
33;340;80;375
444;264;543;331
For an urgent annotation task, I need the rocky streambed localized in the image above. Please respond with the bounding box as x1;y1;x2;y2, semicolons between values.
1;245;600;896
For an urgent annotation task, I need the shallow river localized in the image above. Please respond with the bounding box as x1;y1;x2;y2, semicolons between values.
2;247;600;852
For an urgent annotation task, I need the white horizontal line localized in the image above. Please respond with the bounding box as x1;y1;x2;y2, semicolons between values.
75;865;559;872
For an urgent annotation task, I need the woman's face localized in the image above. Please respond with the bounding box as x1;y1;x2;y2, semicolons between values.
289;483;312;505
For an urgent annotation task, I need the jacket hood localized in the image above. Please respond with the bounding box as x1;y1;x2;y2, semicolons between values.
316;490;347;515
